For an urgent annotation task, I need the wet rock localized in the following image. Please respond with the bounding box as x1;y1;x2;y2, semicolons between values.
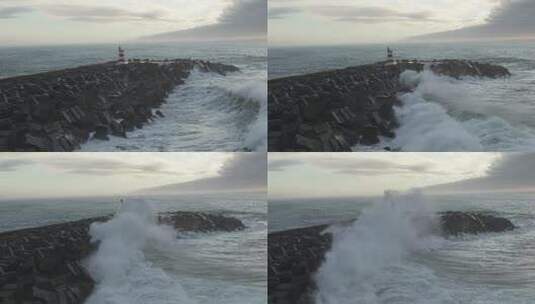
0;210;246;304
268;59;510;152
360;126;380;145
0;59;239;151
440;211;515;236
93;125;109;140
0;217;107;304
158;211;245;232
269;225;332;304
269;210;515;304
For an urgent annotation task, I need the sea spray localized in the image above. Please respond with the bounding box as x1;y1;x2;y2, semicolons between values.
85;200;195;304
387;69;535;151
390;70;483;151
314;191;441;304
230;79;267;151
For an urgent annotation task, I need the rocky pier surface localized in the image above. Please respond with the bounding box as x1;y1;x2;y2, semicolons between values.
0;211;245;304
0;59;239;151
268;59;510;152
268;211;515;304
159;211;246;232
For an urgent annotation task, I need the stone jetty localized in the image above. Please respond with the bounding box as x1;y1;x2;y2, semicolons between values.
0;211;245;304
268;59;510;152
0;217;109;304
439;211;515;236
0;59;239;151
268;211;515;304
159;211;246;232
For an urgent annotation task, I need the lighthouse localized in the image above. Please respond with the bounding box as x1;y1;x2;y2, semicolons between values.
118;46;126;64
387;47;393;61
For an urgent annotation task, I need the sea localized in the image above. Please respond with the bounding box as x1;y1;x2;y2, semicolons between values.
0;193;267;304
269;191;535;304
269;41;535;152
0;41;267;152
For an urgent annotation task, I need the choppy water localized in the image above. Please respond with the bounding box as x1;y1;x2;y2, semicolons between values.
270;191;535;303
0;42;267;152
0;194;267;304
270;42;535;151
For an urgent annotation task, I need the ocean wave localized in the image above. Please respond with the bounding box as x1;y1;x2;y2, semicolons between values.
314;192;535;304
314;191;443;304
81;66;266;152
226;78;267;151
380;69;535;151
85;200;195;304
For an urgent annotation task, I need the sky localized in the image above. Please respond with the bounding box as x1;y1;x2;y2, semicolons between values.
0;0;266;46
268;153;503;199
425;153;535;194
0;153;266;199
269;0;531;46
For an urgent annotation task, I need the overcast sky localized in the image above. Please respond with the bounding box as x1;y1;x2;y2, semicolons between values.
269;153;503;199
0;153;265;199
0;0;265;46
269;0;530;46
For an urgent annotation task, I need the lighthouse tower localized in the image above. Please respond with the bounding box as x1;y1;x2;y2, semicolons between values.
387;47;393;61
118;46;126;64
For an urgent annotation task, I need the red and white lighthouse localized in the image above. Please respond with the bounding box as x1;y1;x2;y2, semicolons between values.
118;46;126;64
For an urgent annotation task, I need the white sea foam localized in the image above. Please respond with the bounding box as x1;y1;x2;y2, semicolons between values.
85;200;195;304
228;79;267;151
314;191;442;304
380;70;535;151
81;64;266;152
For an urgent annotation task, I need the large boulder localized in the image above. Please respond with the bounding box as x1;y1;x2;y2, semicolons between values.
439;211;515;236
158;211;245;233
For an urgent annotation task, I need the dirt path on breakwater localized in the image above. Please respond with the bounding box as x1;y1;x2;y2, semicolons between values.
268;59;510;152
0;211;245;304
0;59;239;151
268;211;515;304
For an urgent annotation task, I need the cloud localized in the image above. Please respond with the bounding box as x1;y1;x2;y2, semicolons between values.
0;159;33;171
268;159;303;171
269;7;301;19
308;6;441;24
268;4;440;23
142;153;267;194
142;0;267;42
43;158;182;176
40;4;176;23
0;154;206;177
408;0;535;42
269;155;445;176
424;153;535;194
0;6;32;18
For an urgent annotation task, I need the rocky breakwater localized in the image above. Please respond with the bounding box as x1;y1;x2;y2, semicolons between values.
0;211;245;304
158;211;246;232
268;59;510;151
440;211;515;236
0;59;239;151
268;211;515;304
0;217;109;304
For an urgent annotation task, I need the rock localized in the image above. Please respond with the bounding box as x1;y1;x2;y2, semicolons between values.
158;211;245;232
268;59;510;151
0;59;239;151
269;225;332;304
360;126;380;145
440;211;515;236
93;125;109;140
268;210;515;304
0;210;245;304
